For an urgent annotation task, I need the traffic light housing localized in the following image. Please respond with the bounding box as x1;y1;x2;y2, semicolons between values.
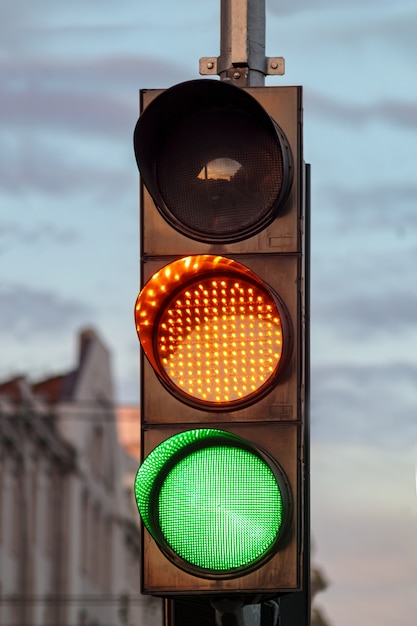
133;79;307;597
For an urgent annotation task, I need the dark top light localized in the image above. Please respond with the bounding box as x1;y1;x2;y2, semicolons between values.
134;429;292;578
134;79;293;244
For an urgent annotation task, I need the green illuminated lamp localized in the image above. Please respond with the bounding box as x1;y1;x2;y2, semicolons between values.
134;429;292;579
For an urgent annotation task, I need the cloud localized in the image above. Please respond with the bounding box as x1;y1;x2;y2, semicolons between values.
0;283;93;335
1;85;136;137
268;0;417;70
0;54;186;94
305;90;417;130
0;221;78;254
311;362;417;449
315;183;417;231
0;143;133;198
313;282;417;339
309;181;417;342
268;0;405;16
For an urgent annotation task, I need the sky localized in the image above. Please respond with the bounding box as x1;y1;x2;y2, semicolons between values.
1;0;417;624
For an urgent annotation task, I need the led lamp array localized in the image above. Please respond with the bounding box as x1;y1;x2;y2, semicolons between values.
135;255;291;410
158;278;282;402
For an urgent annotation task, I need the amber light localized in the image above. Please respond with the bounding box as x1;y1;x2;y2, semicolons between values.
135;255;292;410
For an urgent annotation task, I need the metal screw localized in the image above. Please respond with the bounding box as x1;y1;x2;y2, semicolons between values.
207;62;214;70
233;71;241;79
270;61;278;70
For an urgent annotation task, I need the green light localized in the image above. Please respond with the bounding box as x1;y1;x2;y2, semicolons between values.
134;429;291;578
160;446;282;570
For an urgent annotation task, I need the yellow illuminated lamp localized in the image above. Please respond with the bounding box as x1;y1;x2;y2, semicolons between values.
135;255;292;411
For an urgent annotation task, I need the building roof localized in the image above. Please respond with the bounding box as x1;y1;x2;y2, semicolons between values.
0;327;104;405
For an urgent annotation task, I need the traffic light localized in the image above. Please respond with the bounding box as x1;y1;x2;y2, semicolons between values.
133;79;307;597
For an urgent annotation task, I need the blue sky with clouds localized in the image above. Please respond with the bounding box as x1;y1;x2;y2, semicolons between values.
1;0;417;624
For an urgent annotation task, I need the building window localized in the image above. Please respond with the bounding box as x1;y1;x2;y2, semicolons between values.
81;489;89;574
46;471;56;556
12;466;22;556
103;516;113;592
30;461;38;544
91;502;101;583
91;427;103;480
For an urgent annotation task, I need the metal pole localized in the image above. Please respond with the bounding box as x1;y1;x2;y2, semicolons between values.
200;0;284;86
212;597;245;626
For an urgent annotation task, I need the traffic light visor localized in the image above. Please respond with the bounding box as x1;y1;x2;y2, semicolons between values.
135;255;292;411
134;79;293;243
134;429;292;578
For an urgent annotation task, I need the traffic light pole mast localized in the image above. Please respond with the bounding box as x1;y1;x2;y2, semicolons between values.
199;0;285;86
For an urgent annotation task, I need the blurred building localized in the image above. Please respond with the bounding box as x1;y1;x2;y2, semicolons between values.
0;328;162;626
